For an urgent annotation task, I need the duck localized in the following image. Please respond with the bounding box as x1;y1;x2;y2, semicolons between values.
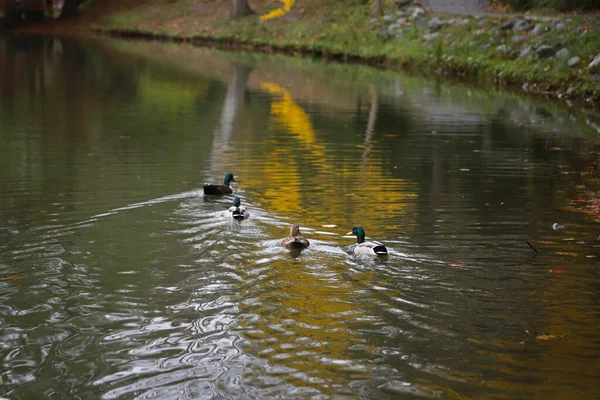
227;197;249;220
203;173;235;195
347;226;387;256
281;224;310;250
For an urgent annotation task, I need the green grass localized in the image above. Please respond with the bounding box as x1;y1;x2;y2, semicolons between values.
90;0;600;102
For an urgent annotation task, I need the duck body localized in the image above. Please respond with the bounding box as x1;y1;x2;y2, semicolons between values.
227;197;249;220
348;226;387;256
281;224;310;250
204;173;234;195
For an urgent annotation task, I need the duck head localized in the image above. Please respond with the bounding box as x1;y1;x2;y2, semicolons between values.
233;196;241;207
224;173;235;186
347;226;366;244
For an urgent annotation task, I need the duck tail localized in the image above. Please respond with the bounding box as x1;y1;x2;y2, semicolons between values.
373;245;388;255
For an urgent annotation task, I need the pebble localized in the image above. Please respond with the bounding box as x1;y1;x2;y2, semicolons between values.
567;56;581;68
423;32;440;41
555;47;570;60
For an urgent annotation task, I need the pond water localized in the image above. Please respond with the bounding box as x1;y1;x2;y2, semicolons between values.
1;34;599;399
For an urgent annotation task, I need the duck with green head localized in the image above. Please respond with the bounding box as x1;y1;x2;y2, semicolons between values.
281;224;310;250
227;197;249;220
347;226;387;256
204;173;235;195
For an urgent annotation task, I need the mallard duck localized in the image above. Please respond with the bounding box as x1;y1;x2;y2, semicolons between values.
203;173;235;195
347;226;387;256
227;197;249;220
281;224;310;250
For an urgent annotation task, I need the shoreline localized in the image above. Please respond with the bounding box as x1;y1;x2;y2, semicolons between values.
5;0;600;108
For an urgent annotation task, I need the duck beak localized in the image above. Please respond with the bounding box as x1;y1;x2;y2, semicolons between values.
346;231;353;235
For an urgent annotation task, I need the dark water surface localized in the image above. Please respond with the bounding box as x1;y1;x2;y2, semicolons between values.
1;34;599;399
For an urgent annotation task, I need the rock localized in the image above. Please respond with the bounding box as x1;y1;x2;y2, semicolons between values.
413;17;427;25
554;23;566;32
445;33;453;40
447;18;457;25
384;14;394;22
500;20;515;30
535;45;554;59
423;32;440;41
428;17;443;30
513;19;533;32
459;18;470;25
512;35;527;44
369;17;379;24
412;7;425;19
480;44;490;51
519;45;532;58
397;17;407;25
477;16;488;23
395;33;405;39
555;48;570;60
387;24;398;33
522;82;531;92
531;23;544;35
589;57;600;73
592;20;600;30
565;87;575;95
473;29;485;36
590;74;600;81
567;56;581;68
495;44;509;55
396;10;406;17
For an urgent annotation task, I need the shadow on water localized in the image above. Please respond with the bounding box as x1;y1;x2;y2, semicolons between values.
0;34;599;399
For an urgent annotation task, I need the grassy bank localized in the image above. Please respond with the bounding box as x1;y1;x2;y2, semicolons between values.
21;0;600;106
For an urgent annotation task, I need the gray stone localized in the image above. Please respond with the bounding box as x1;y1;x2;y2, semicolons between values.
459;18;470;25
473;29;485;36
396;10;406;17
589;57;600;73
447;18;457;25
445;33;453;40
480;44;490;51
522;83;531;92
428;17;443;30
477;16;488;23
395;33;405;39
412;7;425;19
590;74;600;81
567;56;581;68
519;45;532;58
535;45;554;59
555;47;570;60
531;23;544;35
565;87;575;95
413;17;427;25
397;17;407;25
423;32;440;41
500;20;515;30
495;44;509;55
384;14;394;22
370;17;379;24
592;20;600;30
554;23;566;32
513;19;533;32
512;35;527;44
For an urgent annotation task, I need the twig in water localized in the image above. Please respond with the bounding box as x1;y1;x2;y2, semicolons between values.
526;241;538;253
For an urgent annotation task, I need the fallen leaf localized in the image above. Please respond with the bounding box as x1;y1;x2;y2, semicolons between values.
550;269;566;274
181;181;190;184
536;334;566;340
451;263;464;267
460;168;470;172
3;275;24;281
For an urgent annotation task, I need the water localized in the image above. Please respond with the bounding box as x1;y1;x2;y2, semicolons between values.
1;34;599;399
